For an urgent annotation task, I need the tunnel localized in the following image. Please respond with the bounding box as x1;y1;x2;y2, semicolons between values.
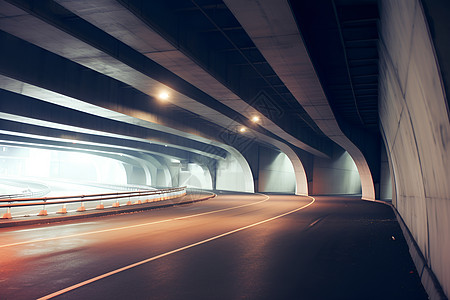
0;0;449;299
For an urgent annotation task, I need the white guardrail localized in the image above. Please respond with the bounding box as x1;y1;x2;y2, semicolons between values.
0;186;187;219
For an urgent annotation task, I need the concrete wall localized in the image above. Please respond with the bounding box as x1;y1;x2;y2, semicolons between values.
380;140;392;200
379;0;450;297
179;163;213;189
243;143;308;195
312;145;361;195
125;165;147;185
257;147;296;194
216;153;250;192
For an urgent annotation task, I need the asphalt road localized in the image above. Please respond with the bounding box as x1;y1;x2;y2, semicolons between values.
0;193;428;300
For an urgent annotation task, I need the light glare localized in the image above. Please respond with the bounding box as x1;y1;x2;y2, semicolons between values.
158;92;169;100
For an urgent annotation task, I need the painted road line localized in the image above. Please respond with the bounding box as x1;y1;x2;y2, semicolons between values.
37;196;315;300
12;222;98;233
0;194;270;249
307;215;328;229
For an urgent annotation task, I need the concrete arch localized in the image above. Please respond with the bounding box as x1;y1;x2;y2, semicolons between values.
142;154;173;187
215;145;254;193
108;152;173;187
104;152;159;186
123;156;153;186
178;162;213;189
226;147;254;193
332;137;375;200
272;142;308;196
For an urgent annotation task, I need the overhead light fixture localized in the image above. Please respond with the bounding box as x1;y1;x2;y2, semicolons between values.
158;91;169;100
251;116;260;122
239;127;247;133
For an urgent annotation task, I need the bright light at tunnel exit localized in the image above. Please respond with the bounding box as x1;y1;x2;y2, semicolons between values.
158;91;169;100
19;148;127;184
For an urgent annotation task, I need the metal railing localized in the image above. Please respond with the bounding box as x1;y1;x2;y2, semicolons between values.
0;179;51;200
0;186;187;219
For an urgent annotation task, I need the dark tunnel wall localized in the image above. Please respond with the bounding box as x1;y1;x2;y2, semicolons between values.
379;0;450;297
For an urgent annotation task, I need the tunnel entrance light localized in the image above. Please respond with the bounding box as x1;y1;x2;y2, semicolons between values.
158;91;169;101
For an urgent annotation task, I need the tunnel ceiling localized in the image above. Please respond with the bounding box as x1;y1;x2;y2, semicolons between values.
0;0;381;163
289;0;380;134
152;0;326;134
0;0;335;158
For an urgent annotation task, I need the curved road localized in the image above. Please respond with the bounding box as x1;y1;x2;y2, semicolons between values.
0;193;427;299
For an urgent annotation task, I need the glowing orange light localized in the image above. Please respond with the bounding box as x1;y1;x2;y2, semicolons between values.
239;127;247;133
251;116;260;122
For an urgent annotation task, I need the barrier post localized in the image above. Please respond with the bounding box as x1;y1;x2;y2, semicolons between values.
2;207;12;219
77;202;86;212
38;202;48;216
112;200;120;208
57;204;67;214
96;201;104;210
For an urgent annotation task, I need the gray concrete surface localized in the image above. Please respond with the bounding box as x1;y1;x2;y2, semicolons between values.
379;0;450;297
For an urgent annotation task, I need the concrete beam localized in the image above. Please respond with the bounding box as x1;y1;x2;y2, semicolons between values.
0;88;226;160
52;0;330;157
0;0;330;158
224;0;376;200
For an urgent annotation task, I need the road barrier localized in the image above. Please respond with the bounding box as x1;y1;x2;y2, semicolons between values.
0;187;187;219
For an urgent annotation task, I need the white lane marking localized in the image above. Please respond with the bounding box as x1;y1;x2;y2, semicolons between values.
12;222;98;233
0;194;269;249
307;215;328;229
37;196;315;300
